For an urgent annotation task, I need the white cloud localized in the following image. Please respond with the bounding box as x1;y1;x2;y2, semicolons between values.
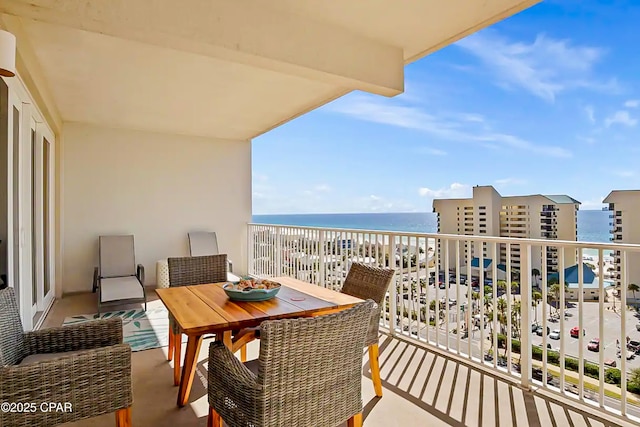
624;99;639;108
605;110;637;127
328;95;571;158
584;105;595;123
352;194;416;213
418;183;472;199
580;197;607;210
456;30;615;102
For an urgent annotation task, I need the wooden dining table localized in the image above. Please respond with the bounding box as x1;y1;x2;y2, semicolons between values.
156;276;364;407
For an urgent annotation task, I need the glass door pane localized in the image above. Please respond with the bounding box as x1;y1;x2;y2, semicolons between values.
12;105;19;304
31;127;36;308
43;137;50;296
0;80;7;291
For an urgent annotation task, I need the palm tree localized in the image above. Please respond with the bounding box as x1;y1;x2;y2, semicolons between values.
532;268;541;287
497;298;508;335
550;283;562;314
511;281;519;295
471;291;480;315
511;300;522;339
629;283;639;300
532;290;542;322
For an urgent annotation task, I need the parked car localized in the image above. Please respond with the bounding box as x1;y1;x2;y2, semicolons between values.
628;340;640;354
587;338;600;352
605;359;617;367
570;326;585;338
535;325;550;336
549;329;561;340
532;368;553;383
636;324;640;332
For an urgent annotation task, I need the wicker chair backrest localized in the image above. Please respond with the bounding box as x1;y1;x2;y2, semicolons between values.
257;300;375;427
167;255;228;287
0;287;26;366
341;263;395;345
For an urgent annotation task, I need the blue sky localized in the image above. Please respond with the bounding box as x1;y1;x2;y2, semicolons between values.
253;1;640;214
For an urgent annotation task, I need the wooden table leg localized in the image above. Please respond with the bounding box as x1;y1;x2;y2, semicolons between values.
177;334;204;407
173;332;182;386
221;330;232;349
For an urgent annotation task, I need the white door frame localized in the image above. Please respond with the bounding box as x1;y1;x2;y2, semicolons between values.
3;74;56;330
37;123;55;312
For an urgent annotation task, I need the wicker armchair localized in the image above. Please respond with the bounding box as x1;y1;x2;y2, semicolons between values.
340;263;395;397
208;300;375;427
233;262;395;397
166;254;228;385
0;287;133;427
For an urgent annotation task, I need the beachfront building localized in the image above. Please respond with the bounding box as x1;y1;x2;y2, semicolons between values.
433;185;580;274
603;190;640;295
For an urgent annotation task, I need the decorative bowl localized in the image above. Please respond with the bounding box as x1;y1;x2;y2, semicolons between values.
222;279;282;301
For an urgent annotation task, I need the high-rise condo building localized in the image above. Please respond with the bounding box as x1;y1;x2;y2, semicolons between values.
603;190;640;291
433;185;580;274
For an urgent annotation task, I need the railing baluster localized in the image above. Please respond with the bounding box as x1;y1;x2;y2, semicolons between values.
620;249;627;416
480;247;485;362
541;244;548;387
520;243;532;389
578;247;584;401
467;239;472;360
492;241;498;370
559;247;566;394
456;240;461;355
389;233;397;336
445;238;450;350
598;247;605;408
435;236;440;347
506;242;512;375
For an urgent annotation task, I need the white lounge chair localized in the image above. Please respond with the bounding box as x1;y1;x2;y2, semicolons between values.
188;231;240;282
93;235;146;314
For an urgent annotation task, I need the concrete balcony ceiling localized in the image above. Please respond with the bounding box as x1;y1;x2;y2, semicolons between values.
0;0;538;140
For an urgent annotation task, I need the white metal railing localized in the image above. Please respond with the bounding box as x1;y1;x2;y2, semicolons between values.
247;223;640;422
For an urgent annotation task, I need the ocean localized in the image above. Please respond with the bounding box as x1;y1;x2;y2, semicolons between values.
252;210;612;243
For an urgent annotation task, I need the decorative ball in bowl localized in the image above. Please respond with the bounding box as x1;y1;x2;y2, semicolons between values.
222;278;282;301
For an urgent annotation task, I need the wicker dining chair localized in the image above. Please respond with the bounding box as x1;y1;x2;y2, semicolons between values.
0;287;133;427
232;262;395;397
167;254;228;386
208;300;375;427
339;263;395;397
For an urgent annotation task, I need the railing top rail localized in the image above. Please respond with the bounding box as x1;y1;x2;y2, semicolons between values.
248;223;640;251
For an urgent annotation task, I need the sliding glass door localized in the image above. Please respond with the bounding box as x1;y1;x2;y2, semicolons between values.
2;76;55;330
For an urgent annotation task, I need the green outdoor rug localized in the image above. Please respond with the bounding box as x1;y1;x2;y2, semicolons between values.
62;306;183;352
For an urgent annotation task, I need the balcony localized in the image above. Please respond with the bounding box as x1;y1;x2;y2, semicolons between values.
248;224;640;425
42;288;640;427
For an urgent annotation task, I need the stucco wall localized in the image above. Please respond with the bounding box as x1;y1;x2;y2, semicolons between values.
61;123;251;294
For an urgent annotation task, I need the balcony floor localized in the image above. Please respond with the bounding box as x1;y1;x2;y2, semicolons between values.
42;291;634;427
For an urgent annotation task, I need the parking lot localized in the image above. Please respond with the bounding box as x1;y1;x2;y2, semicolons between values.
530;297;640;369
398;274;640;370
